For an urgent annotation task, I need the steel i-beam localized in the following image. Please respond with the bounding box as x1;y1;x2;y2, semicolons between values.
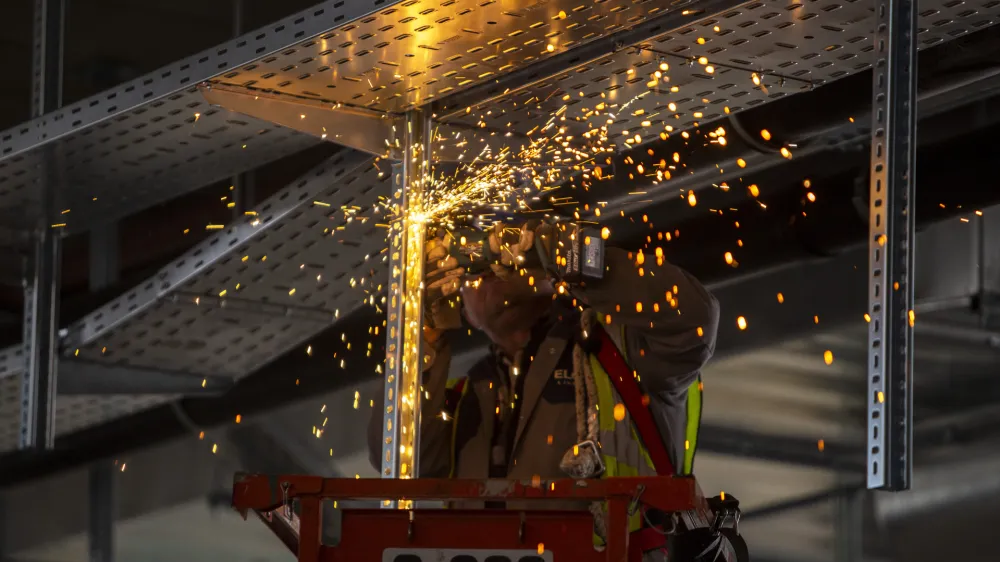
867;0;918;490
381;110;432;507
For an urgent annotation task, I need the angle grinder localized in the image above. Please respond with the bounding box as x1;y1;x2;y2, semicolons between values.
442;216;607;283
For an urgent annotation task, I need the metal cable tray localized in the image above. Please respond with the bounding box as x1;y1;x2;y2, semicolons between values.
0;149;388;451
1;0;995;231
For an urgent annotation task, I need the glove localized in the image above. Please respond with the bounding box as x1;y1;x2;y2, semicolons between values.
483;220;558;280
484;219;605;282
424;232;465;333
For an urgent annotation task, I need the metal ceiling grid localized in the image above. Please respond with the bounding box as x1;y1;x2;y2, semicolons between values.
210;0;699;112
0;96;317;231
441;0;1000;142
0;0;713;232
63;150;389;374
0;0;396;231
0;150;390;452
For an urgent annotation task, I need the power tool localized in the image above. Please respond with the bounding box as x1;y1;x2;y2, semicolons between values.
444;217;606;283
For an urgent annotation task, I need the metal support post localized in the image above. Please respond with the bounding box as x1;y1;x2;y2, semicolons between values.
21;0;66;451
381;111;432;507
31;0;64;117
88;462;116;562
21;228;61;450
866;0;917;490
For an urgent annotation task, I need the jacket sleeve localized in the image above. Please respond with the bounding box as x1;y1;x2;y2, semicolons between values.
573;247;720;397
367;334;455;478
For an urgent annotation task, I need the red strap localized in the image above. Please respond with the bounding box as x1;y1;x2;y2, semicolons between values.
595;327;676;476
631;525;669;556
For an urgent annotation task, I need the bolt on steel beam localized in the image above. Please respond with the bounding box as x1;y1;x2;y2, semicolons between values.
866;0;918;490
381;111;432;507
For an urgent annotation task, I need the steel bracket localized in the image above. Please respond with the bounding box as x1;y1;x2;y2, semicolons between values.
200;83;529;164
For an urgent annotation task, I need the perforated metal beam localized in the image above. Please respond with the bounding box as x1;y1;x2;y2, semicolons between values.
866;0;918;491
381;112;430;489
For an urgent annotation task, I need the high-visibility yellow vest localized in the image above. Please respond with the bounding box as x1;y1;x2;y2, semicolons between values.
596;326;702;477
444;330;703;490
592;326;703;538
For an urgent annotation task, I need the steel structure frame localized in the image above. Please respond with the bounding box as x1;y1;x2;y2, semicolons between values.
5;0;989;489
20;0;66;451
381;112;431;487
866;0;917;491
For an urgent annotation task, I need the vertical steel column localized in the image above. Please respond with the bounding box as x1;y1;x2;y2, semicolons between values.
21;0;66;451
31;0;64;117
21;229;61;450
381;112;432;507
88;215;119;562
866;0;917;491
230;0;256;221
88;463;116;562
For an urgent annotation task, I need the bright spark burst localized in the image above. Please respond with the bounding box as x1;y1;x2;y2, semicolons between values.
217;49;817;497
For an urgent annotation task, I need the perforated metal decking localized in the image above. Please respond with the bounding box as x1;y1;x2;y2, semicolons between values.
440;0;1000;140
0;0;996;457
0;150;390;450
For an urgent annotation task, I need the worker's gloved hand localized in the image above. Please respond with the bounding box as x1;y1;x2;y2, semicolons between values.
424;232;465;334
484;220;559;280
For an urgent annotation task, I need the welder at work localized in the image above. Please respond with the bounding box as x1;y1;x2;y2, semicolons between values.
369;219;737;561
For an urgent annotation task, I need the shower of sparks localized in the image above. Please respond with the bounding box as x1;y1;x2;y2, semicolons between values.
167;31;910;469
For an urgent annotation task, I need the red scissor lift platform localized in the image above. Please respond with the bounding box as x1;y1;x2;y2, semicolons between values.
232;474;738;562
